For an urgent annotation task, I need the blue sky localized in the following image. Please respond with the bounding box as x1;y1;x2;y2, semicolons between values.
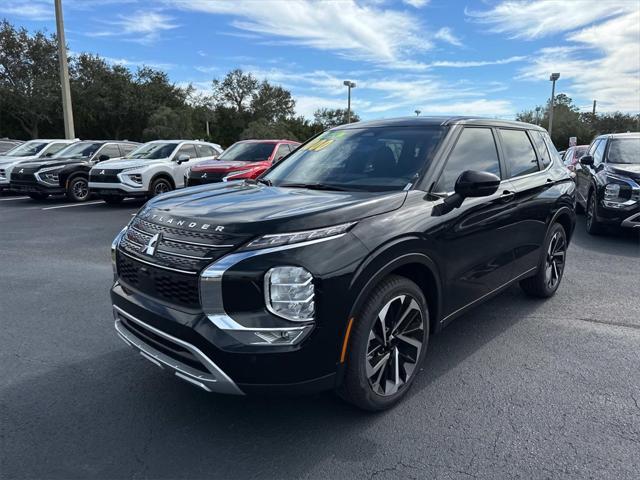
2;0;639;119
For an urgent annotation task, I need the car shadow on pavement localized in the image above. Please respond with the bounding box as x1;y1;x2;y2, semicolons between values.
570;216;639;258
2;286;545;480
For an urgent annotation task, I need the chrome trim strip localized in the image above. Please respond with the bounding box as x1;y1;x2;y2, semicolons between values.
124;232;214;260
441;266;537;322
117;248;198;275
621;212;640;228
200;234;344;331
131;224;233;248
113;305;244;395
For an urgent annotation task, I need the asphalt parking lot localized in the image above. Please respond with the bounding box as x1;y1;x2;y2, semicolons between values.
1;194;639;480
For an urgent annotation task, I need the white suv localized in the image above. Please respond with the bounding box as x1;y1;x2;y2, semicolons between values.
0;139;77;191
88;140;223;204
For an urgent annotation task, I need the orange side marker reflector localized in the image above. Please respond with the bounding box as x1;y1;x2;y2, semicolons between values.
340;317;355;363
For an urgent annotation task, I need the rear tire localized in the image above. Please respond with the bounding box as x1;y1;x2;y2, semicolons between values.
103;196;123;205
585;191;603;235
338;275;429;411
66;176;90;202
28;192;48;200
149;177;172;197
520;223;567;298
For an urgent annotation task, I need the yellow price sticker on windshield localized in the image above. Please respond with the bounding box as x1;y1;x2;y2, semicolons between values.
303;137;334;152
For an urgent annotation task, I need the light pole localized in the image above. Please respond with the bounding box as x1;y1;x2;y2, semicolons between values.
343;80;356;123
535;106;541;125
54;0;75;139
548;72;560;137
415;109;421;116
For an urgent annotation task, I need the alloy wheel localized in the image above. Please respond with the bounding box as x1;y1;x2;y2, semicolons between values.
366;295;425;396
545;231;566;289
586;195;594;229
154;182;170;194
73;179;89;200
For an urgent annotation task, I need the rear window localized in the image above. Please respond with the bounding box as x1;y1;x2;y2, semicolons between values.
530;131;552;168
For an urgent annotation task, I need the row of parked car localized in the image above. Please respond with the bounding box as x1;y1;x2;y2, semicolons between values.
0;138;300;203
558;132;639;234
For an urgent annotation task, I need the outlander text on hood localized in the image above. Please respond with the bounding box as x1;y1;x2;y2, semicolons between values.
111;116;576;410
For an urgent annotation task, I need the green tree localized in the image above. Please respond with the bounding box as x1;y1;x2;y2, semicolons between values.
142;105;193;140
239;118;295;140
0;20;61;138
212;69;258;112
313;108;360;129
250;81;295;122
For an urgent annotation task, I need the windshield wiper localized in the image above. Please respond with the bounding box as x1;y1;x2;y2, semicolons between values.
278;182;348;191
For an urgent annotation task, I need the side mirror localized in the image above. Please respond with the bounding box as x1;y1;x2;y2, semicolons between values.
98;154;109;161
176;154;190;164
579;155;594;166
442;170;501;210
45;152;54;157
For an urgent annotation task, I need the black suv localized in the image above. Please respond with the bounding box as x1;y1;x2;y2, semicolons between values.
575;132;639;234
111;117;575;410
10;140;139;201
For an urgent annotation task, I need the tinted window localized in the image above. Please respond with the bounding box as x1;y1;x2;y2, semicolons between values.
126;142;178;160
5;141;48;157
176;144;198;159
588;139;600;156
97;144;121;160
531;131;551;168
196;144;216;158
219;142;276;162
41;142;69;157
434;128;501;193
53;141;102;159
119;144;137;156
499;129;539;178
607;138;639;164
593;139;607;165
264;127;445;192
543;135;562;165
274;144;290;161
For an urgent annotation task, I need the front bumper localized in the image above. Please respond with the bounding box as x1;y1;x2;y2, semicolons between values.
621;212;640;229
596;201;640;227
9;180;64;195
89;181;148;197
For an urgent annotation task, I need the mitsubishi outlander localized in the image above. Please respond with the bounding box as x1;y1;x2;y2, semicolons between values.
111;117;576;410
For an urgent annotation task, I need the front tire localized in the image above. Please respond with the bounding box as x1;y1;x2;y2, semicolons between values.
520;223;567;298
28;192;48;200
149;177;172;197
66;176;90;202
338;275;429;411
585;191;603;235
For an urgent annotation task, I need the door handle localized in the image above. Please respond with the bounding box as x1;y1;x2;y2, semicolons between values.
500;190;515;202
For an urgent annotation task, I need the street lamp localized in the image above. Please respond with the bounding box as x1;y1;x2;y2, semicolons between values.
415;109;421;116
548;72;560;137
343;80;356;123
535;106;541;125
54;0;75;138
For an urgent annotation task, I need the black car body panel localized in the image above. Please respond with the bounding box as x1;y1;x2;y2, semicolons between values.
110;116;576;395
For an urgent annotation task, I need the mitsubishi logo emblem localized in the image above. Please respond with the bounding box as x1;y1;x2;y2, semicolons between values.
202;173;207;178
100;170;105;175
141;233;161;256
19;169;24;173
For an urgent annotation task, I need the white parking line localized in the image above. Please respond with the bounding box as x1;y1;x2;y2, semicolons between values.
42;200;105;210
0;196;30;201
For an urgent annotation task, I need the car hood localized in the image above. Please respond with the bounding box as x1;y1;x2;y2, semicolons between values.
191;160;270;173
0;155;40;167
96;158;167;170
606;163;640;182
14;157;90;170
141;181;407;234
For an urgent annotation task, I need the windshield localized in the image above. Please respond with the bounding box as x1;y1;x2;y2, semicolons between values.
263;127;445;191
607;138;640;164
53;141;102;159
218;142;275;162
125;142;179;160
3;141;48;157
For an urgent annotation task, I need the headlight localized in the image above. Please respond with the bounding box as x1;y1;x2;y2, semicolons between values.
264;266;314;322
602;174;639;208
127;173;142;184
242;222;356;250
35;166;63;185
222;169;254;182
111;226;128;281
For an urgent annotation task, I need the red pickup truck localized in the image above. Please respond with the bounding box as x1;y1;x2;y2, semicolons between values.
186;139;300;186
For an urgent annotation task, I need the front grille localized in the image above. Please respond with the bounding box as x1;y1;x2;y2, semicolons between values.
188;172;225;186
10;169;37;183
117;215;251;308
90;169;122;183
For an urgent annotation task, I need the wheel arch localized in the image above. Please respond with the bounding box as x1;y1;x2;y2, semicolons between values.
149;171;176;189
549;206;575;243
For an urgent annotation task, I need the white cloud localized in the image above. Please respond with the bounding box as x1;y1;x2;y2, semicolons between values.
102;56;175;70
0;1;52;20
403;0;430;7
516;10;640;112
429;56;526;68
466;0;635;40
90;11;179;45
434;27;462;47
166;0;431;68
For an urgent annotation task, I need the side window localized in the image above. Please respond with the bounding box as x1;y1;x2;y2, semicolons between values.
119;144;137;156
499;129;539;178
542;134;562;165
531;131;552;168
97;144;121;160
593;139;607;165
434;127;501;193
41;142;68;157
274;144;290;161
588;140;600;156
196;144;215;158
176;144;197;159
